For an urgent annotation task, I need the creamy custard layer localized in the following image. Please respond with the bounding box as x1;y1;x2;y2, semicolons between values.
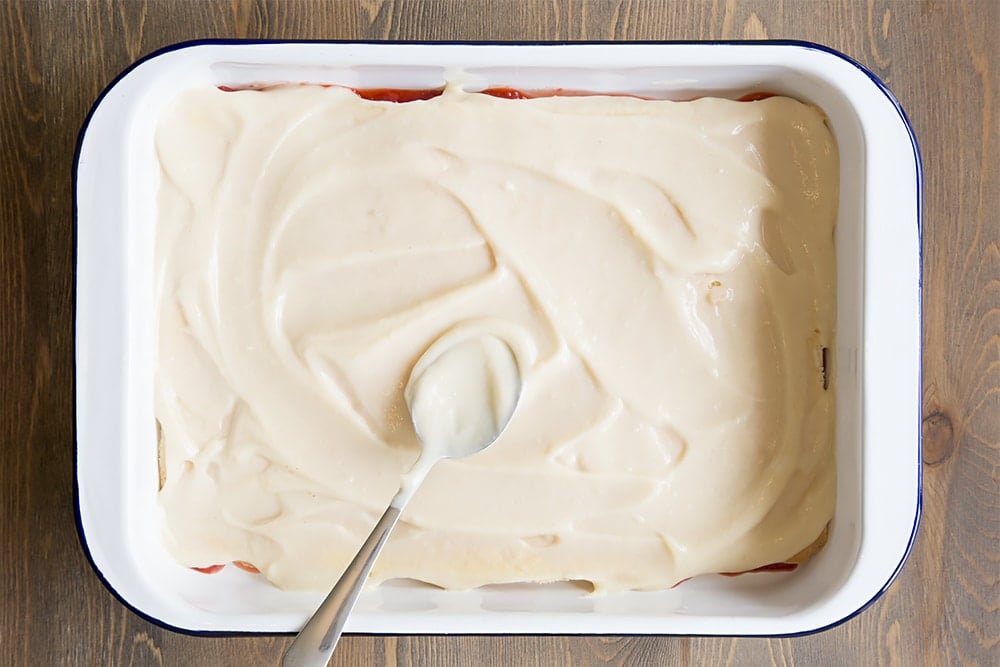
155;84;838;592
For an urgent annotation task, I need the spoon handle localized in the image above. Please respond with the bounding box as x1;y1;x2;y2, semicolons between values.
282;504;402;667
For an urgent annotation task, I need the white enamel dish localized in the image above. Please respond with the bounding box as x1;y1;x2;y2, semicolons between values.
75;41;921;636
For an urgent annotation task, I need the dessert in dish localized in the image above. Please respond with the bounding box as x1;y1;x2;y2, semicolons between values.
154;83;838;593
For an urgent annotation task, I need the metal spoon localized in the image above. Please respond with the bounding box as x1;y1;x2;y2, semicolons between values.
282;334;521;667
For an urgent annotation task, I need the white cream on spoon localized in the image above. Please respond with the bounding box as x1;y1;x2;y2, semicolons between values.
283;334;521;667
397;334;521;505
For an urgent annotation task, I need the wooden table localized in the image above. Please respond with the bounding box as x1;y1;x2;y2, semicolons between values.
2;1;996;664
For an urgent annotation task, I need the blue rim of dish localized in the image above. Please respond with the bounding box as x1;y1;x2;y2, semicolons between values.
73;38;923;638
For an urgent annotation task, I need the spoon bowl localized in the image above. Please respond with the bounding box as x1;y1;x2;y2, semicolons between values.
282;334;521;667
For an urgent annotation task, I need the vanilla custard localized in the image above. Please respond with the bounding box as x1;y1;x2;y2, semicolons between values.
154;84;838;592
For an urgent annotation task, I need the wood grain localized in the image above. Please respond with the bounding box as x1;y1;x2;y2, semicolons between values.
2;0;997;665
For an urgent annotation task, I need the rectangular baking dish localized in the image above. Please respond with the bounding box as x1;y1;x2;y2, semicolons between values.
75;41;921;636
